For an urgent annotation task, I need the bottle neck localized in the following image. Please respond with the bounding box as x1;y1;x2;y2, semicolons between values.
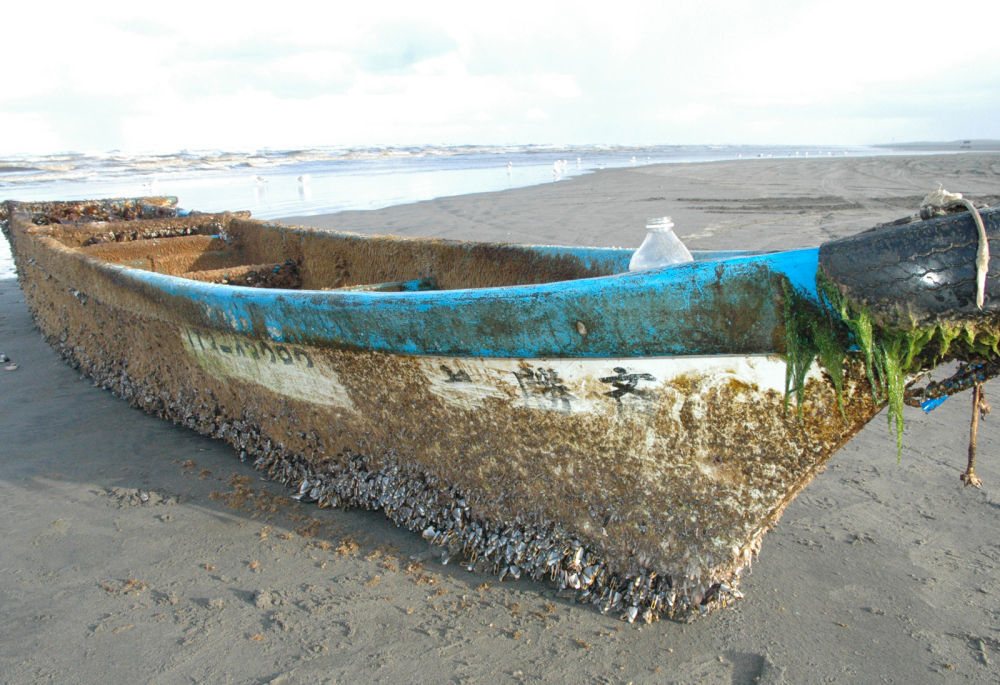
646;217;673;233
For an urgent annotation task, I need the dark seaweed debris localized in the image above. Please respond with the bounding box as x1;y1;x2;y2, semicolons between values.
225;259;303;289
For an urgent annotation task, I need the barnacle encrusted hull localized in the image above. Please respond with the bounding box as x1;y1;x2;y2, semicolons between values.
4;199;883;621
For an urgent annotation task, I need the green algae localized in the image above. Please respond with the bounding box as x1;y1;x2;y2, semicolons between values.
880;335;907;455
781;281;849;420
783;271;1000;458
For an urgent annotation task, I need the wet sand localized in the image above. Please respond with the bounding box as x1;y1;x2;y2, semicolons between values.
3;153;1000;683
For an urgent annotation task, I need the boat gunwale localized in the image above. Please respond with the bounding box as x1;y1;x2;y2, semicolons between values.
10;207;821;359
110;243;794;300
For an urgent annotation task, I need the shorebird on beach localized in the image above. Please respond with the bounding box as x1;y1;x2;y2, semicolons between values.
297;174;312;200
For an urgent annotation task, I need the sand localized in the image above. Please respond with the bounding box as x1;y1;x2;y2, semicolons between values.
3;153;1000;683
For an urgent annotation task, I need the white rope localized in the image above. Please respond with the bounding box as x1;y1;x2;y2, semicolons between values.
921;187;990;309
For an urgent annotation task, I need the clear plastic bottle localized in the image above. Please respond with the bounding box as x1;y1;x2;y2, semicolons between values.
628;216;693;271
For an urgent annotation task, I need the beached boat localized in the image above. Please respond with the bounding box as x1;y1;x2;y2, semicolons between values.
3;196;998;622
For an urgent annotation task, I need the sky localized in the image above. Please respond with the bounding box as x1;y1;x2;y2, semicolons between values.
2;0;998;155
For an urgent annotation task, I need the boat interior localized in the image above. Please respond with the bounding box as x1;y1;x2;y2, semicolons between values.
17;204;633;292
11;198;762;293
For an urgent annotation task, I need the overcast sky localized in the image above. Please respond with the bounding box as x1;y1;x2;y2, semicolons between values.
3;0;998;155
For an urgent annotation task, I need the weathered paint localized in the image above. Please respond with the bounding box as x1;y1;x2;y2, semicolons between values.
111;247;818;358
417;353;798;415
181;326;354;410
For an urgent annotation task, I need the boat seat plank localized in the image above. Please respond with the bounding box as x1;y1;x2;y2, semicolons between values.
80;234;243;275
40;212;245;248
182;263;291;284
80;234;226;259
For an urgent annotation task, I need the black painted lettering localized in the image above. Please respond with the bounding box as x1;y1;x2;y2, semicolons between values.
600;367;656;404
441;364;471;383
259;342;276;363
514;366;574;412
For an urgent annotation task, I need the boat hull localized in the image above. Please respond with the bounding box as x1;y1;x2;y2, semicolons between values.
4;199;882;621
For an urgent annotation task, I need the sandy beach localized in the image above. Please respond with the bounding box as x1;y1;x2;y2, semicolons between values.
3;153;1000;683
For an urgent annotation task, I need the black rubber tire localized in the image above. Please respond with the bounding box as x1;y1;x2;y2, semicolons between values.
818;206;1000;329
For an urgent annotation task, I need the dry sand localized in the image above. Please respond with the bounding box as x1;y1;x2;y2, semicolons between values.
3;153;1000;683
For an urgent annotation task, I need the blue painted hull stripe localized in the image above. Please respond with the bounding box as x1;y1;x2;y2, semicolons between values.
121;248;819;358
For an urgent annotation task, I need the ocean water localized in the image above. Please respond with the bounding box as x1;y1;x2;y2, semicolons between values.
0;143;880;279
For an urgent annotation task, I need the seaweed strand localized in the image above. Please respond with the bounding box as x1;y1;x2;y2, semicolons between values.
781;281;849;420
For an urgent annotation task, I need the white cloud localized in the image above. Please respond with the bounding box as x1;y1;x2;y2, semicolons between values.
3;0;999;153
